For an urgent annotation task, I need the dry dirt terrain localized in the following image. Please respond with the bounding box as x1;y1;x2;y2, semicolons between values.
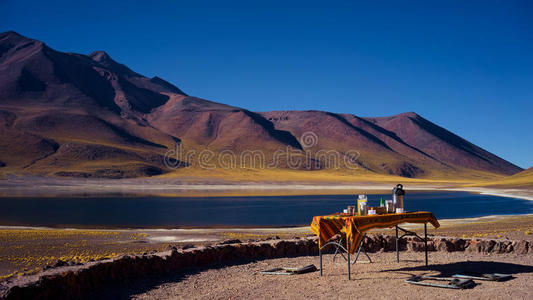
100;252;533;299
1;214;532;281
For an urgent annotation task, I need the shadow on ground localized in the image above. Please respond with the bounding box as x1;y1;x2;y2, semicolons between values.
86;259;533;299
84;258;263;300
382;260;533;277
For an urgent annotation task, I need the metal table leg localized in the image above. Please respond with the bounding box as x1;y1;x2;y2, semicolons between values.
424;223;428;267
395;223;431;267
318;240;349;278
395;225;399;263
319;247;323;276
347;239;351;280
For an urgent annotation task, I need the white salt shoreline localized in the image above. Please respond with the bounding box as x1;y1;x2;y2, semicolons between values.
1;213;532;233
1;180;533;200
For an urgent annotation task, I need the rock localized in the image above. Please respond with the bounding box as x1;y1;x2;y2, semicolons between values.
180;244;195;250
407;241;426;252
465;239;500;253
362;235;383;253
383;235;397;252
53;259;69;267
451;238;467;251
514;240;529;254
492;241;512;254
4;235;532;300
480;240;496;253
219;239;242;245
465;239;482;253
166;245;179;252
435;239;455;252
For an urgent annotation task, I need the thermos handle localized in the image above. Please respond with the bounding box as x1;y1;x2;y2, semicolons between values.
396;184;403;189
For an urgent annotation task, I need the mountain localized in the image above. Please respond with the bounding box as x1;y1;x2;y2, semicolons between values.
477;167;533;188
0;31;523;179
0;31;185;178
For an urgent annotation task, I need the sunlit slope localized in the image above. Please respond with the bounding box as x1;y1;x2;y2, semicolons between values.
469;167;533;188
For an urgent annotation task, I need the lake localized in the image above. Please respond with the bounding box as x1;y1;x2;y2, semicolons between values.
1;192;532;227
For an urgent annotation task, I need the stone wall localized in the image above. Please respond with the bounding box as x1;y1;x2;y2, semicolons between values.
1;235;531;299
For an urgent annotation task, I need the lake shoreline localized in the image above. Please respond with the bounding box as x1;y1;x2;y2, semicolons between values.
1;213;532;232
1;180;532;230
1;176;533;201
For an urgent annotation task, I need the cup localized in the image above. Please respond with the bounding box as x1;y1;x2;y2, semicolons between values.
368;209;376;215
396;208;404;213
385;200;393;213
347;206;355;215
343;209;348;214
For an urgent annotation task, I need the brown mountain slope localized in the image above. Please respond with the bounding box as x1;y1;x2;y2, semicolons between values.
147;96;302;152
0;31;184;177
364;112;520;175
0;31;524;179
260;111;522;178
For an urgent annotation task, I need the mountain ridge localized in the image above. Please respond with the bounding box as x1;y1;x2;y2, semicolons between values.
0;31;523;179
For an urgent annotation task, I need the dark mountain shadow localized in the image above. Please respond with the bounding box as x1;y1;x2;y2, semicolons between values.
325;112;393;151
381;260;533;278
103;120;167;149
150;76;187;95
243;110;303;150
17;67;46;92
354;115;443;163
117;77;169;113
43;46;120;114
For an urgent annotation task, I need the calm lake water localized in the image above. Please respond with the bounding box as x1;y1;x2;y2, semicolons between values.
1;192;532;227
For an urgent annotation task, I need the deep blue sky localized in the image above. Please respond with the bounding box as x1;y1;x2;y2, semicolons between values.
2;1;532;169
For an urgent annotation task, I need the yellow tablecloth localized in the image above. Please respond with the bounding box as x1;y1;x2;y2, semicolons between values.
310;212;440;254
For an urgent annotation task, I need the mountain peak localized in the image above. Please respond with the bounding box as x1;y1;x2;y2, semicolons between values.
0;31;36;45
396;111;420;118
88;50;112;63
0;31;45;62
1;31;22;38
88;50;140;77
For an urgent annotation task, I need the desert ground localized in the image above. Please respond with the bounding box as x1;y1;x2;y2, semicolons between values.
124;252;533;300
0;177;532;298
1;214;532;281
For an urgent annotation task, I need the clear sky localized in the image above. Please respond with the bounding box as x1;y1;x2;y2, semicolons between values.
2;0;532;169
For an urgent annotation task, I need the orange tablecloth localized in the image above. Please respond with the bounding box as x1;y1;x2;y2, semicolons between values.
310;212;440;254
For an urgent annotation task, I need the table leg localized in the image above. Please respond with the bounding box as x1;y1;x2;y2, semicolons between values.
355;241;363;263
395;225;399;263
347;239;351;280
424;223;428;267
319;247;323;276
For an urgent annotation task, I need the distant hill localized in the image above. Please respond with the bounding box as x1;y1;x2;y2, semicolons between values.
476;167;533;188
0;31;523;179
